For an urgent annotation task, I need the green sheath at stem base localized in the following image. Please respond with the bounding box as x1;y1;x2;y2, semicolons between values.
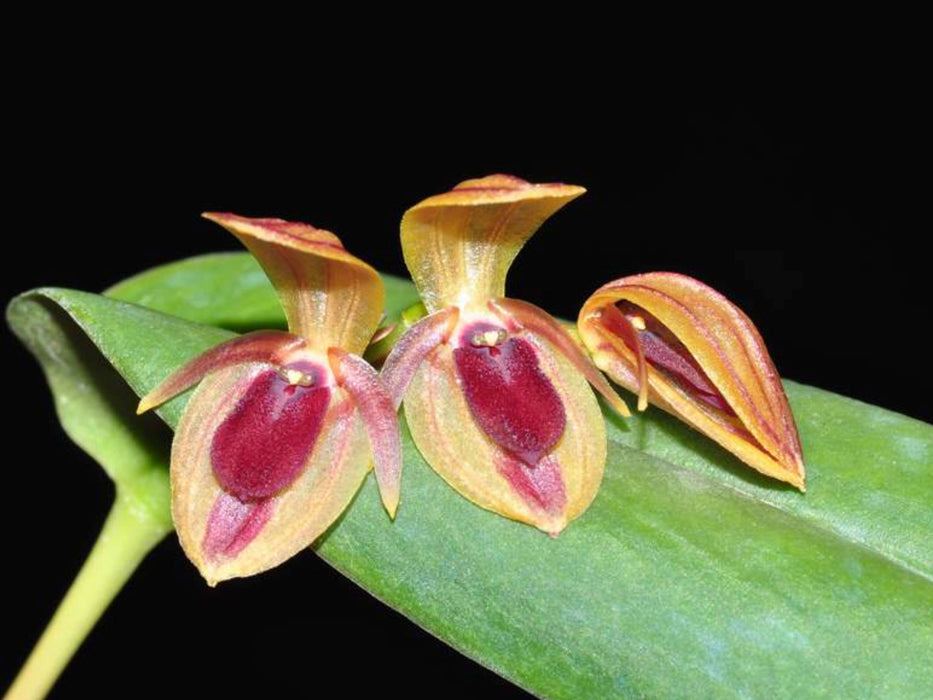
5;490;170;700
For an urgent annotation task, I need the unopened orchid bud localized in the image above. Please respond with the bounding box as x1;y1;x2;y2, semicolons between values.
578;273;806;490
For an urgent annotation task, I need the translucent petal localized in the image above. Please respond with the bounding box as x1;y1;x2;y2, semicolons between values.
137;330;303;414
329;347;401;518
380;306;458;408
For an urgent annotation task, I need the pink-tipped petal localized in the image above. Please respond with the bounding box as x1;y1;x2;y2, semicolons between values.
380;306;459;408
137;331;304;414
591;305;649;411
328;348;402;518
489;298;631;417
370;323;397;345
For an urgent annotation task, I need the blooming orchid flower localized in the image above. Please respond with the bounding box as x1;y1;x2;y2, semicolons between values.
381;175;630;536
578;273;806;490
137;214;400;584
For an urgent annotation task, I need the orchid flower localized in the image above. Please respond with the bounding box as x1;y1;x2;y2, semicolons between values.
381;175;630;536
578;273;806;490
137;214;400;584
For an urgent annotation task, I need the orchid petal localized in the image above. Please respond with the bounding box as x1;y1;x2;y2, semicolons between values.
490;297;632;417
329;347;402;518
400;175;585;312
380;306;459;408
589;304;649;411
136;330;304;414
579;272;805;490
203;213;383;355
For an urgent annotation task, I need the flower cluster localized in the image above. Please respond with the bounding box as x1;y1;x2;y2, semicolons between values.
139;176;805;584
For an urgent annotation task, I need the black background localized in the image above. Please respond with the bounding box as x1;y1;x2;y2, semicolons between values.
3;61;926;699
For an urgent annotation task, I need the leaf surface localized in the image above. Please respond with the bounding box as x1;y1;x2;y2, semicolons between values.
9;252;932;698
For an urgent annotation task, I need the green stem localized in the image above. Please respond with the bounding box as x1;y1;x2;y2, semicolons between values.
5;490;170;700
364;301;428;366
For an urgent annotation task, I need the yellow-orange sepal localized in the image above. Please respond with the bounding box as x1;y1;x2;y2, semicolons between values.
203;213;384;355
400;174;585;312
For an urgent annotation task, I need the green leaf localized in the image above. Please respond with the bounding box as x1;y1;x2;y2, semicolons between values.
9;253;933;698
6;290;178;529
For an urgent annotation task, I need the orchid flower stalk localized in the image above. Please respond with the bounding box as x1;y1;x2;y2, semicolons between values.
381;175;630;536
138;214;400;584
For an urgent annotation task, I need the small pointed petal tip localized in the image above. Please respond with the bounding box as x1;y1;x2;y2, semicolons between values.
383;493;399;520
607;390;632;418
378;478;401;520
786;456;807;492
328;347;402;520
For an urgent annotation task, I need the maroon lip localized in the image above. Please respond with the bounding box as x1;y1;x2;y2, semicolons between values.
211;365;331;502
453;325;566;468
